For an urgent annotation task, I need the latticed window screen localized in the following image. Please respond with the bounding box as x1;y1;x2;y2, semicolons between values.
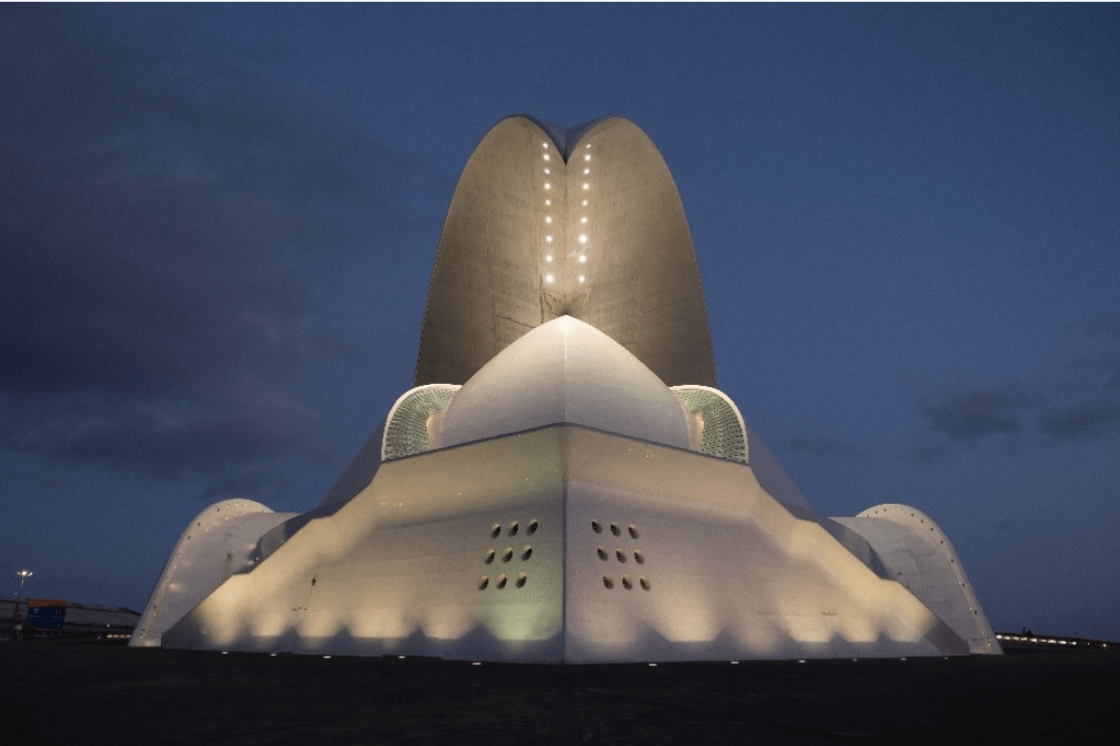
382;385;460;461
672;387;747;463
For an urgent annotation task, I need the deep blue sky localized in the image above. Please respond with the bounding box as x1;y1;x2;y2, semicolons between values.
2;4;1117;639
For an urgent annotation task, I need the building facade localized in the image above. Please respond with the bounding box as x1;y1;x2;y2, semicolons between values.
131;117;999;662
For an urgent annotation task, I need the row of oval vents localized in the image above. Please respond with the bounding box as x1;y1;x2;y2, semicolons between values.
479;519;652;591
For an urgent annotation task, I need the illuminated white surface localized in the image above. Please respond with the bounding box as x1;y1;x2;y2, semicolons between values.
835;504;1000;654
135;115;999;663
154;425;979;662
435;316;692;452
130;499;296;648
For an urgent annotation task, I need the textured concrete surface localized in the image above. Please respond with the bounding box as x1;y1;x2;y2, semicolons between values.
4;641;1117;744
415;116;716;389
151;425;981;662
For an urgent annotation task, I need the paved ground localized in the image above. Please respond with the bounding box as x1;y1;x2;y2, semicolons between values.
3;641;1117;744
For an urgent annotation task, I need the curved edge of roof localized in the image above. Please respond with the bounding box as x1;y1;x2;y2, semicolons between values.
847;503;1002;654
382;383;460;461
508;114;629;161
671;385;748;462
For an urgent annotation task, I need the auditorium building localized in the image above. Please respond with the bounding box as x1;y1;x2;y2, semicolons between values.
131;117;999;662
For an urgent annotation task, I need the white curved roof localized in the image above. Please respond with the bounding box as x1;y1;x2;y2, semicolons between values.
435;315;692;450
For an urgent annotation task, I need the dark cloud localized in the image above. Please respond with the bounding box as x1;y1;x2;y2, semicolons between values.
0;7;403;495
912;313;1120;458
782;433;869;459
916;385;1031;440
1035;313;1120;438
0;376;320;500
1039;398;1120;441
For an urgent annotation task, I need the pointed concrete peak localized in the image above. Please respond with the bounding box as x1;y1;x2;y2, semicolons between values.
435;317;692;451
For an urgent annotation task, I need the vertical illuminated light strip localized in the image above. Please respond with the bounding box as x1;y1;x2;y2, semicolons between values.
542;141;554;286
577;143;591;284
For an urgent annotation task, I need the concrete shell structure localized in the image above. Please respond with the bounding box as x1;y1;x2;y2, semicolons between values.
415;116;717;389
132;117;999;661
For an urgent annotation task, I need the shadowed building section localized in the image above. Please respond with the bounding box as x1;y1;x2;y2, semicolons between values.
415;116;716;388
133;116;999;662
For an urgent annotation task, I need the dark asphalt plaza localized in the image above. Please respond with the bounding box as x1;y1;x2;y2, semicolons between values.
3;640;1117;744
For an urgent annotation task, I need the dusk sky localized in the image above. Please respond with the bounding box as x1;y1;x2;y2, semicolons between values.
2;4;1117;640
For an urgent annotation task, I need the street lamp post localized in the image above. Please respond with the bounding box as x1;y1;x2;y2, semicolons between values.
10;570;33;635
16;570;33;600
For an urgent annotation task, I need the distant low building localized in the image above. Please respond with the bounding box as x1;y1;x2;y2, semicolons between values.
2;598;138;640
132;116;1000;662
